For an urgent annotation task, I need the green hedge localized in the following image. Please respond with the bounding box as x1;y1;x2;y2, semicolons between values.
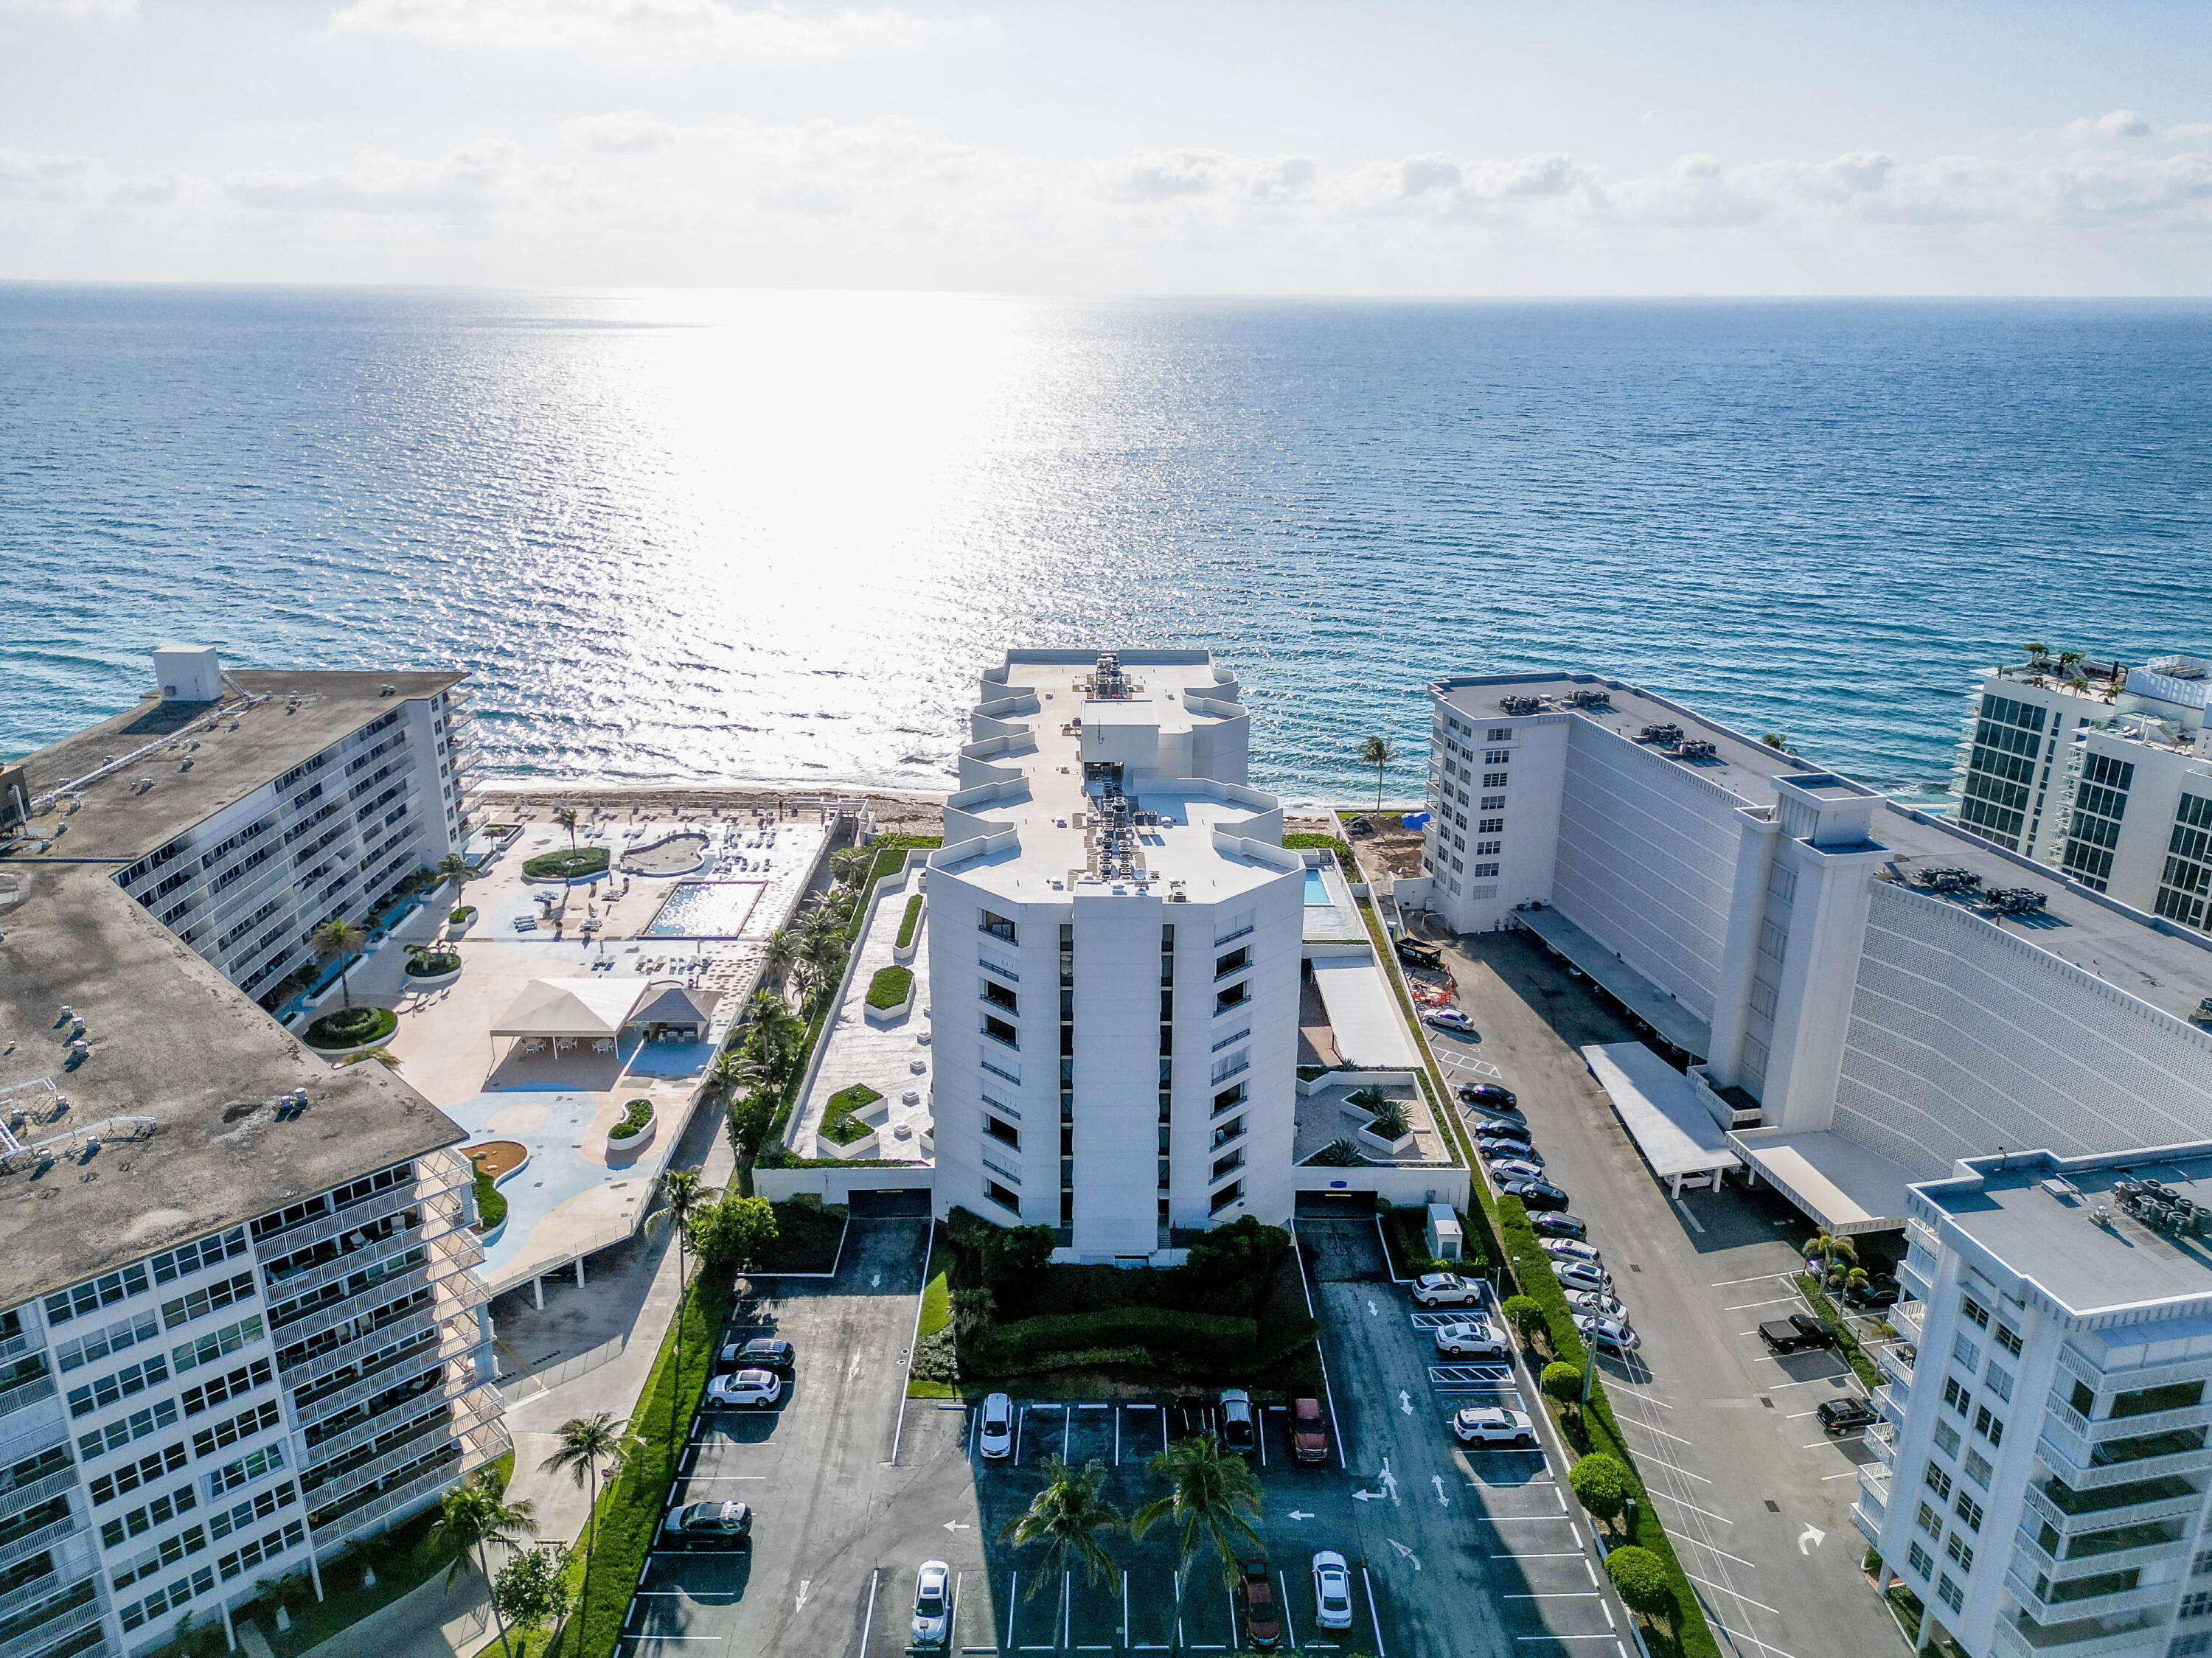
472;1166;507;1233
302;1006;397;1049
545;1264;731;1657
896;894;924;950
971;1306;1319;1380
608;1098;653;1141
866;966;914;1010
524;846;609;879
820;1084;881;1146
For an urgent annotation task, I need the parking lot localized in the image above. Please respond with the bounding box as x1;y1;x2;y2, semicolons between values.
1430;927;1901;1658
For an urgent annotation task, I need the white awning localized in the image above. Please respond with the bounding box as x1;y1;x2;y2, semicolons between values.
1727;1127;1923;1236
1582;1042;1741;1185
490;978;649;1039
1310;954;1420;1068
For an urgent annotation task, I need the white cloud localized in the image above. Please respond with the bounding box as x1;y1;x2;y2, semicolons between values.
223;139;533;215
562;111;680;154
2064;109;2152;142
0;0;135;16
0;147;95;199
1094;149;1227;201
327;0;988;57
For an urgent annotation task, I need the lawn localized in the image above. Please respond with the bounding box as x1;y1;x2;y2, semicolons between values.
522;846;610;880
818;1084;881;1146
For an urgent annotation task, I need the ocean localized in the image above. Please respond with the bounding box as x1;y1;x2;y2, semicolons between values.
5;286;2210;804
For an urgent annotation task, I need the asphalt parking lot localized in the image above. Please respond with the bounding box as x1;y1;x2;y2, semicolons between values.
1430;927;1900;1658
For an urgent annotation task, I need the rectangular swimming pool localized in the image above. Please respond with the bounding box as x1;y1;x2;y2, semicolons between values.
1304;867;1331;906
644;880;765;938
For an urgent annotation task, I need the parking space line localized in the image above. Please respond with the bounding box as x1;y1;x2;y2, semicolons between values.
1492;1552;1585;1558
1360;1564;1386;1658
1709;1272;1793;1288
1680;1538;1760;1569
1646;1488;1733;1524
1503;1592;1601;1600
1711;1620;1801;1658
1278;1570;1297;1651
1617;1416;1694;1446
1683;1572;1781;1615
1725;1297;1797;1312
1625;1449;1710;1484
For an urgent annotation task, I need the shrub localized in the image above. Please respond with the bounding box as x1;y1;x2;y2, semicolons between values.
947;1206;1057;1296
609;1098;654;1141
975;1307;1262;1377
689;1194;779;1267
896;894;924;950
472;1166;507;1233
1305;1138;1371;1167
1366;1098;1413;1140
1606;1546;1674;1620
523;846;609;880
449;906;475;924
302;1006;397;1049
865;966;914;1010
406;950;461;977
1503;1295;1548;1347
1183;1216;1291;1286
1542;1362;1585;1414
819;1084;882;1146
1569;1452;1632;1529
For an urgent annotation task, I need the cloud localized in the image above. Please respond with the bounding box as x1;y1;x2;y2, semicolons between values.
0;0;134;15
327;0;988;57
0;147;94;199
1095;149;1226;201
223;139;532;215
2064;109;2152;143
562;111;680;154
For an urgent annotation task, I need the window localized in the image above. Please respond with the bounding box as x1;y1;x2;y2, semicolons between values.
984;1115;1020;1149
1954;1494;1983;1532
80;1401;180;1461
161;1272;257;1331
1907;1542;1933;1579
1472;863;1500;878
1214;947;1249;979
56;1309;162;1372
1208;1180;1244;1214
207;1481;296;1541
982;979;1018;1014
1211;1149;1245;1181
1936;1574;1964;1614
1916;1502;1941;1538
151;1230;251;1286
1478;817;1503;833
2185;1592;2212;1620
2170;1634;2212;1658
1963;1449;1993;1488
984;1181;1021;1217
979;910;1017;944
66;1354;170;1417
89;1443;189;1505
192;1400;282;1460
1482;771;1509;788
1960;1294;1989;1328
1947;1533;1974;1572
1943;1376;1972;1415
1213;1081;1246;1115
217;1518;305;1581
44;1263;151;1326
2195;1549;2212;1578
1933;1419;1961;1455
983;1014;1019;1050
1484;749;1511;764
1475;840;1501;855
1486;728;1513;742
1984;1363;2013;1403
1211;1117;1245;1151
1952;1332;1982;1371
100;1484;198;1548
1973;1405;2005;1446
1922;1463;1953;1502
205;1443;285;1498
1214;982;1248;1016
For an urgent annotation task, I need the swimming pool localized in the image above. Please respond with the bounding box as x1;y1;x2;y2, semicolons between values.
1304;868;1331;906
644;880;765;937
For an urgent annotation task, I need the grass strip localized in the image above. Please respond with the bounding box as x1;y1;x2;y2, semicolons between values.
896;893;924;950
1795;1274;1885;1390
866;966;914;1010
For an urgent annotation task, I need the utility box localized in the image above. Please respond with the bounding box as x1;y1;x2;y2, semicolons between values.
1425;1202;1464;1263
153;644;223;703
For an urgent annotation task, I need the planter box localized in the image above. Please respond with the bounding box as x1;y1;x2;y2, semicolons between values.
446;910;476;936
1358;1124;1419;1157
403;966;462;991
607;1114;657;1159
892;896;926;965
824;1128;879;1159
865;984;917;1026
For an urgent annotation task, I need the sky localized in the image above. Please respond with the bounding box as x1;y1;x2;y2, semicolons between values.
2;0;2209;293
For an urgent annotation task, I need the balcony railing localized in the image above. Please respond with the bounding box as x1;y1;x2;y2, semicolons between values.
2054;1342;2212;1397
1876;1342;1916;1388
0;1589;107;1658
1992;1609;2163;1658
0;1513;80;1575
0;1374;57;1423
1892;1299;1926;1340
2003;1565;2180;1623
2022;1479;2205;1536
2014;1528;2191;1582
2034;1430;2212;1488
0;1468;77;1522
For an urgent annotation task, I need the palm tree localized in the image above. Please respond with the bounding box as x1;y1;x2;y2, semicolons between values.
438;851;470;910
539;1412;641;1619
2022;641;2051;664
999;1457;1126;1598
830;847;872;889
427;1469;538;1657
310;917;369;1011
759;928;796;987
553;805;579;851
796;930;846;1006
1132;1432;1263;1588
710;1045;765;1101
1360;736;1396;810
647;1168;718;1428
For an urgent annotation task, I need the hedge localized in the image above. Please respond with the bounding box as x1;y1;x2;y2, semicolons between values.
523;846;609;879
303;1006;397;1049
472;1166;507;1233
971;1306;1318;1380
866;966;914;1010
608;1098;653;1141
896;894;924;950
819;1084;881;1146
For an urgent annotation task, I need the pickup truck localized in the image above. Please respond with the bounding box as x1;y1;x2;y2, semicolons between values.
1759;1313;1838;1354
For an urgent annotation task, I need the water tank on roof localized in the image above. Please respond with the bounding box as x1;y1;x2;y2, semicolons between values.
152;645;223;703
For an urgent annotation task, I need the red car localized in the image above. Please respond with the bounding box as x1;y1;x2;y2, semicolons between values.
1237;1558;1282;1651
1290;1396;1329;1464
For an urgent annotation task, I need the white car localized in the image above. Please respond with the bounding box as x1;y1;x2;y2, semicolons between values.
1311;1551;1354;1630
912;1558;952;1649
1576;1314;1641;1354
1411;1272;1484;1309
1540;1236;1602;1266
1565;1289;1630;1323
1453;1406;1537;1446
1422;1009;1475;1036
978;1393;1014;1460
1551;1258;1608;1296
1486;1157;1546;1185
1433;1320;1509;1359
706;1368;782;1409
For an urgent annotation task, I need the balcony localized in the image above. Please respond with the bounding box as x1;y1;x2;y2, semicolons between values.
0;1586;107;1658
1850;1499;1884;1547
1899;1254;1935;1300
0;1511;80;1575
2043;1396;2212;1471
2023;1477;2204;1536
1874;1382;1910;1427
2035;1427;2212;1488
1993;1608;2164;1658
0;1374;57;1424
2054;1342;2212;1398
0;1468;77;1523
2014;1526;2191;1581
2003;1564;2179;1623
1892;1299;1926;1341
1876;1342;1916;1388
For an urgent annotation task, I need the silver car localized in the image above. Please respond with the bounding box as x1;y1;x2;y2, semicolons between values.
912;1558;952;1649
1311;1550;1354;1630
978;1393;1014;1460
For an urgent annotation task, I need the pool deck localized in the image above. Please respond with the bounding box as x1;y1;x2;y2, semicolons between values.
791;865;936;1161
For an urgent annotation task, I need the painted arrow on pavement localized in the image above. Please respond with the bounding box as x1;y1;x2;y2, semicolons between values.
1798;1524;1827;1555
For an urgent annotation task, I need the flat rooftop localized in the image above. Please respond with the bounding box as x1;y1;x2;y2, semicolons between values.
940;658;1290;904
1915;1146;2212;1320
0;863;465;1312
1436;672;2212;1025
10;669;465;863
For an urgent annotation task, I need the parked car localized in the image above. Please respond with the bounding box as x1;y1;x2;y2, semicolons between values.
1433;1320;1510;1360
1173;1396;1211;1439
719;1337;794;1374
1460;1084;1520;1110
1396;937;1444;970
1422;1009;1477;1036
1574;1314;1641;1355
1311;1552;1354;1631
706;1368;782;1409
1411;1272;1485;1309
1290;1396;1329;1465
1844;1275;1902;1309
1529;1213;1587;1241
1818;1397;1881;1435
1453;1406;1537;1447
1238;1558;1282;1651
1474;1120;1533;1145
1551;1258;1609;1296
1485;1157;1546;1185
660;1500;752;1550
1501;1179;1569;1211
1220;1389;1258;1453
911;1560;953;1650
1540;1236;1602;1265
1565;1289;1630;1323
978;1392;1014;1460
1759;1313;1838;1354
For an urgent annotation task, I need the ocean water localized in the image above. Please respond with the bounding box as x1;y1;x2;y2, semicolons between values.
5;286;2210;804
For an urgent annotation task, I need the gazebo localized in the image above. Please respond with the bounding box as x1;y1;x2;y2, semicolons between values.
489;978;650;1059
625;983;722;1043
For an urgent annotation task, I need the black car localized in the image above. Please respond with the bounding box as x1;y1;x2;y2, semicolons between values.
1475;1124;1534;1150
1460;1084;1520;1110
1529;1213;1587;1241
1843;1276;1902;1309
1502;1179;1570;1212
1817;1398;1880;1435
1759;1313;1838;1354
660;1500;753;1550
719;1337;795;1374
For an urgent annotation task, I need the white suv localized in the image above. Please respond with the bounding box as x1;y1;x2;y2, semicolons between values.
1551;1258;1608;1296
1453;1407;1537;1446
706;1368;782;1409
1411;1272;1484;1309
978;1393;1014;1460
1432;1320;1509;1360
1539;1237;1601;1266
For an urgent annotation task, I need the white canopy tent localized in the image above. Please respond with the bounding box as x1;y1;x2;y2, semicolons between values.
490;978;651;1053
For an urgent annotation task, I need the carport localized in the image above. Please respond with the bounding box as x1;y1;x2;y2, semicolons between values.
1306;951;1420;1066
1582;1041;1741;1198
1727;1125;1919;1235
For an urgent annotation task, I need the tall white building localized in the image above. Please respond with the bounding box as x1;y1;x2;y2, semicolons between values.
925;651;1305;1261
1954;654;2212;930
1863;1146;2212;1658
1408;672;2212;1236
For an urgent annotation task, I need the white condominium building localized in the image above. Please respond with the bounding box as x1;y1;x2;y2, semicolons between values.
1865;1146;2212;1658
1953;654;2212;930
926;650;1304;1261
1409;672;2212;1238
